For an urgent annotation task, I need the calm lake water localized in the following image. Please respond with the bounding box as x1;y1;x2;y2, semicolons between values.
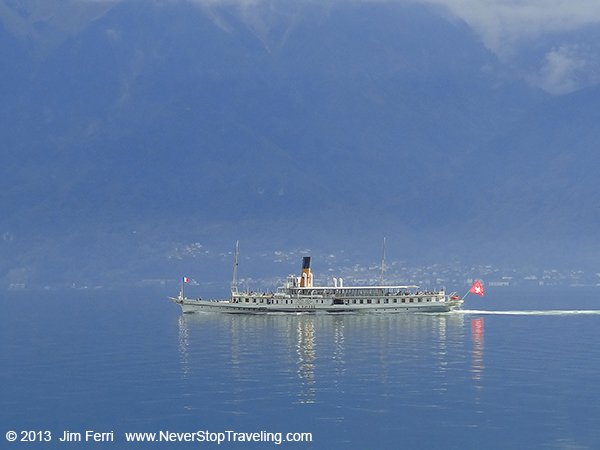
2;287;600;449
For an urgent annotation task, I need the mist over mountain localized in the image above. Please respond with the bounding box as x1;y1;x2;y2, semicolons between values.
1;0;599;288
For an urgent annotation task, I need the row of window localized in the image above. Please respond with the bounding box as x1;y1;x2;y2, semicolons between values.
233;297;439;305
345;297;436;305
235;298;326;305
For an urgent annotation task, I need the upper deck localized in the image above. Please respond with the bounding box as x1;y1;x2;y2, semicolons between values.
230;256;448;302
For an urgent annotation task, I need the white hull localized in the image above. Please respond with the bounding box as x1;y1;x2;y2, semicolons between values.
171;297;463;314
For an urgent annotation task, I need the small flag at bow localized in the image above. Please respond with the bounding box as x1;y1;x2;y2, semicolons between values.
183;277;190;283
469;280;484;296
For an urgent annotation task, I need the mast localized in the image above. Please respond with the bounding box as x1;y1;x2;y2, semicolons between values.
380;237;386;285
181;276;189;299
231;240;239;294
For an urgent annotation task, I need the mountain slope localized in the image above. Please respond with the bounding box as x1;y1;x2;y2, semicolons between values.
0;0;597;287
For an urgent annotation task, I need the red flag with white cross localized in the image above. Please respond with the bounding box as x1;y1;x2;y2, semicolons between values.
469;280;485;296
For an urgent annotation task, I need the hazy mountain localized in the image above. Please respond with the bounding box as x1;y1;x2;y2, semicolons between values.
1;0;599;288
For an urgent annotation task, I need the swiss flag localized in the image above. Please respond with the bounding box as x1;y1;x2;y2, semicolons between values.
469;280;485;296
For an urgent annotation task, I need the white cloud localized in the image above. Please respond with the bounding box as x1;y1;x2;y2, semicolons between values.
387;0;600;93
530;45;600;95
538;47;585;95
412;0;600;57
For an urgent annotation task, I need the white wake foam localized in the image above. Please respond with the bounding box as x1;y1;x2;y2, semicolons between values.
456;309;600;316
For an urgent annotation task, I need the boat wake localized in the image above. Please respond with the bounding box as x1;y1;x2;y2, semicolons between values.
456;309;600;316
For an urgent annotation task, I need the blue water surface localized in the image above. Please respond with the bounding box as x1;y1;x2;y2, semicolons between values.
2;287;600;449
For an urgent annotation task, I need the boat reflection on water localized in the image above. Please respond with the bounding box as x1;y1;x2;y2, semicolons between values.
470;318;485;390
178;315;191;379
176;312;468;406
295;317;316;403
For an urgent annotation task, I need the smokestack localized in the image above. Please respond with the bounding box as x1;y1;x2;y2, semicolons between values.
300;257;312;287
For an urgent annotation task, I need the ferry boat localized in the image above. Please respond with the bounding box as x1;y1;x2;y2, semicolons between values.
170;251;463;314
